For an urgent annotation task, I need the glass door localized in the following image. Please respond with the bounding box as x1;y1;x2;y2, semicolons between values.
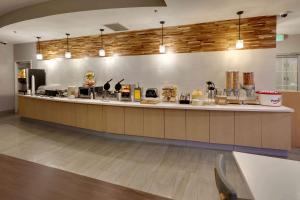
276;55;298;91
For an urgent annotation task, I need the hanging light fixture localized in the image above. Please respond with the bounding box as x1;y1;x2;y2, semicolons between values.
99;29;106;57
36;37;43;60
65;33;72;59
159;21;166;54
236;11;244;49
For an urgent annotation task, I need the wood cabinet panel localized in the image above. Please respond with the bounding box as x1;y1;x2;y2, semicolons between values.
19;97;41;120
46;101;60;123
27;98;39;119
58;102;76;127
282;92;300;148
125;107;144;136
75;103;88;129
235;112;262;148
87;105;105;132
186;110;209;142
262;113;291;150
35;99;48;121
165;109;186;140
18;96;28;117
18;96;292;151
210;111;235;145
143;108;164;138
104;106;124;135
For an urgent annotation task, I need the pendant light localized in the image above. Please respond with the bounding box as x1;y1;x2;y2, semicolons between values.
236;11;244;49
99;29;106;57
159;21;166;54
65;33;72;59
36;37;43;60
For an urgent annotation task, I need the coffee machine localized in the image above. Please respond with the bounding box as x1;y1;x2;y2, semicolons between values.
206;81;217;104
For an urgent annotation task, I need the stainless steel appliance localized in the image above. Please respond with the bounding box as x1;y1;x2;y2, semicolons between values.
94;86;104;99
103;79;113;101
45;90;58;97
121;84;132;101
78;87;94;99
206;81;217;100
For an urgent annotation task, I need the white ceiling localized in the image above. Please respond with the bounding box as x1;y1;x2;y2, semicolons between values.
1;0;300;44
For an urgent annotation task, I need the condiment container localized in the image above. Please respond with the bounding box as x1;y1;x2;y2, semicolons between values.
256;91;282;107
215;95;228;105
134;84;142;102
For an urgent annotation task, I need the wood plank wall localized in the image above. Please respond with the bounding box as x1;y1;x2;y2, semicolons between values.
39;16;276;60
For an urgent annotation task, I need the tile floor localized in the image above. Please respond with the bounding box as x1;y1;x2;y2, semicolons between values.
1;114;298;200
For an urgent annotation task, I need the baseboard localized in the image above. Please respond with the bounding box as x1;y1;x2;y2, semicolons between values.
0;110;15;117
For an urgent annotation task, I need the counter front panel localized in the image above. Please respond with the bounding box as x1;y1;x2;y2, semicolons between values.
18;95;293;150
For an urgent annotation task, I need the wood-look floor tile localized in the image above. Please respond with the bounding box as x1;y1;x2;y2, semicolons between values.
0;115;268;200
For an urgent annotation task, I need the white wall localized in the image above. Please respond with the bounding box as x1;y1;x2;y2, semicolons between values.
14;43;37;66
0;44;14;112
35;48;277;93
277;34;300;55
13;43;277;94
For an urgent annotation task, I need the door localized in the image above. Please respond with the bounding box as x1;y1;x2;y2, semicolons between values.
276;56;298;91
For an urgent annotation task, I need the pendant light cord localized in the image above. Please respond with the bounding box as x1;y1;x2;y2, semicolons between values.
37;37;41;53
101;31;103;48
237;11;244;40
66;33;70;52
160;21;165;45
161;23;164;45
238;14;241;40
100;29;104;48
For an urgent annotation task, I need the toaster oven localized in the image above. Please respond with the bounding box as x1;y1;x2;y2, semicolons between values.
78;87;93;99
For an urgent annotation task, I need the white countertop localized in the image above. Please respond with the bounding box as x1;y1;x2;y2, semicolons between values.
233;152;300;200
20;95;294;113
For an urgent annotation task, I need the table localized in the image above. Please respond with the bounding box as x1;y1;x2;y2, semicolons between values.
0;154;171;200
233;152;300;200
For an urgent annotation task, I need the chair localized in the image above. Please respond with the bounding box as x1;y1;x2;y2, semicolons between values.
214;154;250;200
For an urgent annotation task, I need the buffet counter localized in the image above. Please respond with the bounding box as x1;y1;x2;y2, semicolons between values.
19;95;293;112
18;95;293;151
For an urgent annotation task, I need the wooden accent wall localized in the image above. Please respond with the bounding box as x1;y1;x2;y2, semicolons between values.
39;16;276;60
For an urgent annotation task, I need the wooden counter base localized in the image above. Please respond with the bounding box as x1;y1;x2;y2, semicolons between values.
18;96;292;151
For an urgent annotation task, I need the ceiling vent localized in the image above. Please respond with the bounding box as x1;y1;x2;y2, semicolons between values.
104;23;129;32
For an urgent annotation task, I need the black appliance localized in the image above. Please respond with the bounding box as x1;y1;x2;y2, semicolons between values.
28;69;46;91
45;90;58;97
79;87;94;98
145;88;159;98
